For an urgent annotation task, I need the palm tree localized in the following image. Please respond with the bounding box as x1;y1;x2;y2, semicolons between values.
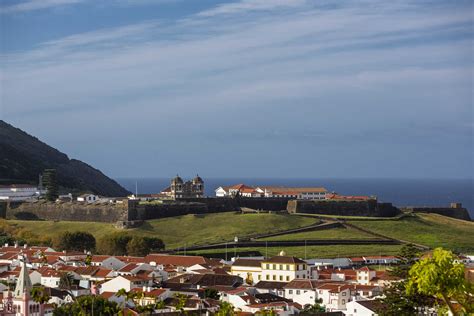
173;293;188;312
31;286;51;315
217;301;235;316
116;288;139;314
58;272;75;290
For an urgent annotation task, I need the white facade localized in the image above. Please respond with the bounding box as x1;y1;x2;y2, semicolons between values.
261;259;309;283
77;194;99;203
99;276;148;293
284;287;318;307
0;185;45;201
344;300;379;316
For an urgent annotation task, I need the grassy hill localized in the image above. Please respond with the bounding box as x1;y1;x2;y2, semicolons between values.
5;213;317;249
3;212;472;258
346;213;474;252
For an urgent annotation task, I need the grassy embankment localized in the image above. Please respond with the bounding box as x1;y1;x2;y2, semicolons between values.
5;213;317;249
3;212;472;258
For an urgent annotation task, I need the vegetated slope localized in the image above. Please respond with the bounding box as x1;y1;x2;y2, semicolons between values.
347;213;474;252
8;213;318;249
0;120;130;196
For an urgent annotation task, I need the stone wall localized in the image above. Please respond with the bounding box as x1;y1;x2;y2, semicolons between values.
4;200;129;222
287;199;400;217
404;206;471;221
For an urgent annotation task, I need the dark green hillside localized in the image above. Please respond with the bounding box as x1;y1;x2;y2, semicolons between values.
0;120;130;196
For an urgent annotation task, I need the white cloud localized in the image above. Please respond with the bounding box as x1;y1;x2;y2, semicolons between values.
0;0;83;14
197;0;307;17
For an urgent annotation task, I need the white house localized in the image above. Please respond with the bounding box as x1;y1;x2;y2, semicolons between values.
77;194;99;203
91;256;127;270
344;299;382;316
283;279;319;307
356;267;376;285
316;283;352;312
99;275;149;293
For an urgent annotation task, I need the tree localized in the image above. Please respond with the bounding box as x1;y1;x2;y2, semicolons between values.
97;232;132;255
53;231;96;252
204;288;220;300
126;236;149;257
407;247;474;315
390;243;422;278
378;280;435;315
302;298;325;313
53;295;120;316
116;288;141;313
174;293;188;311
143;237;165;253
43;169;58;201
58;272;75;290
31;286;51;316
217;301;235;316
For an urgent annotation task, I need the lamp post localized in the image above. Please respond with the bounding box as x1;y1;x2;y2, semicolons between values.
234;236;238;259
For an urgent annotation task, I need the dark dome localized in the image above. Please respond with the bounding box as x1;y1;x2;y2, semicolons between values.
193;175;203;184
172;175;183;184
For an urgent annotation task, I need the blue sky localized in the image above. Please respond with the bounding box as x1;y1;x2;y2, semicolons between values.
1;0;473;179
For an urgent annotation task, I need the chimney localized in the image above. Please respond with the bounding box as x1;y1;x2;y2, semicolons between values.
24;244;27;249
14;242;18;248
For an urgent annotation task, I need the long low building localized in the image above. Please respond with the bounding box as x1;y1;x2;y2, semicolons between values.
0;184;45;202
215;184;327;200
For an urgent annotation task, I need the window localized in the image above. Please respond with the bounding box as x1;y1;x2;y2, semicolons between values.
286;265;290;270
286;276;290;281
266;275;269;280
289;290;293;294
342;292;346;296
272;275;276;280
342;299;345;304
296;290;300;295
279;264;282;270
279;275;283;281
258;275;261;280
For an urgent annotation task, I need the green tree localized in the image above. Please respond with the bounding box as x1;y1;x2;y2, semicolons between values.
143;237;165;253
378;280;435;315
97;232;132;255
302;298;325;313
390;243;422;278
31;286;51;316
174;293;188;311
217;301;235;316
53;295;120;316
43;169;58;201
126;236;149;257
53;231;96;252
407;248;474;315
204;288;220;300
58;272;75;290
116;288;141;313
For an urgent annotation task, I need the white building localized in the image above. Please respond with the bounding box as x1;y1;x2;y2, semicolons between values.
283;279;320;307
0;184;45;201
230;259;263;284
258;186;327;200
344;299;382;316
99;275;150;293
261;253;309;282
77;194;99;203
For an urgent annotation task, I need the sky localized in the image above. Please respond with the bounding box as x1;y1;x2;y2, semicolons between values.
0;0;473;179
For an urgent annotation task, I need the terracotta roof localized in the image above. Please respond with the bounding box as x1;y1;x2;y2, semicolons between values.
93;268;113;278
166;273;242;287
119;263;139;273
100;291;116;299
91;255;112;262
356;300;385;312
284;279;320;290
263;256;306;264
259;186;327;193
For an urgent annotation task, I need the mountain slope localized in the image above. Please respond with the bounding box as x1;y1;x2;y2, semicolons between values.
0;120;130;196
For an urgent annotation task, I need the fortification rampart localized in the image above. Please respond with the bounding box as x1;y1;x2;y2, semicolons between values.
3;200;129;222
403;206;471;221
287;199;400;217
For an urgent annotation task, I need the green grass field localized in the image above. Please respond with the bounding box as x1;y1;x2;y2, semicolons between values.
187;244;404;259
347;213;474;252
259;227;376;241
6;213;317;249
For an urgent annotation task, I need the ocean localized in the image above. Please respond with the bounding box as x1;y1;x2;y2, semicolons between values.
116;178;474;218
